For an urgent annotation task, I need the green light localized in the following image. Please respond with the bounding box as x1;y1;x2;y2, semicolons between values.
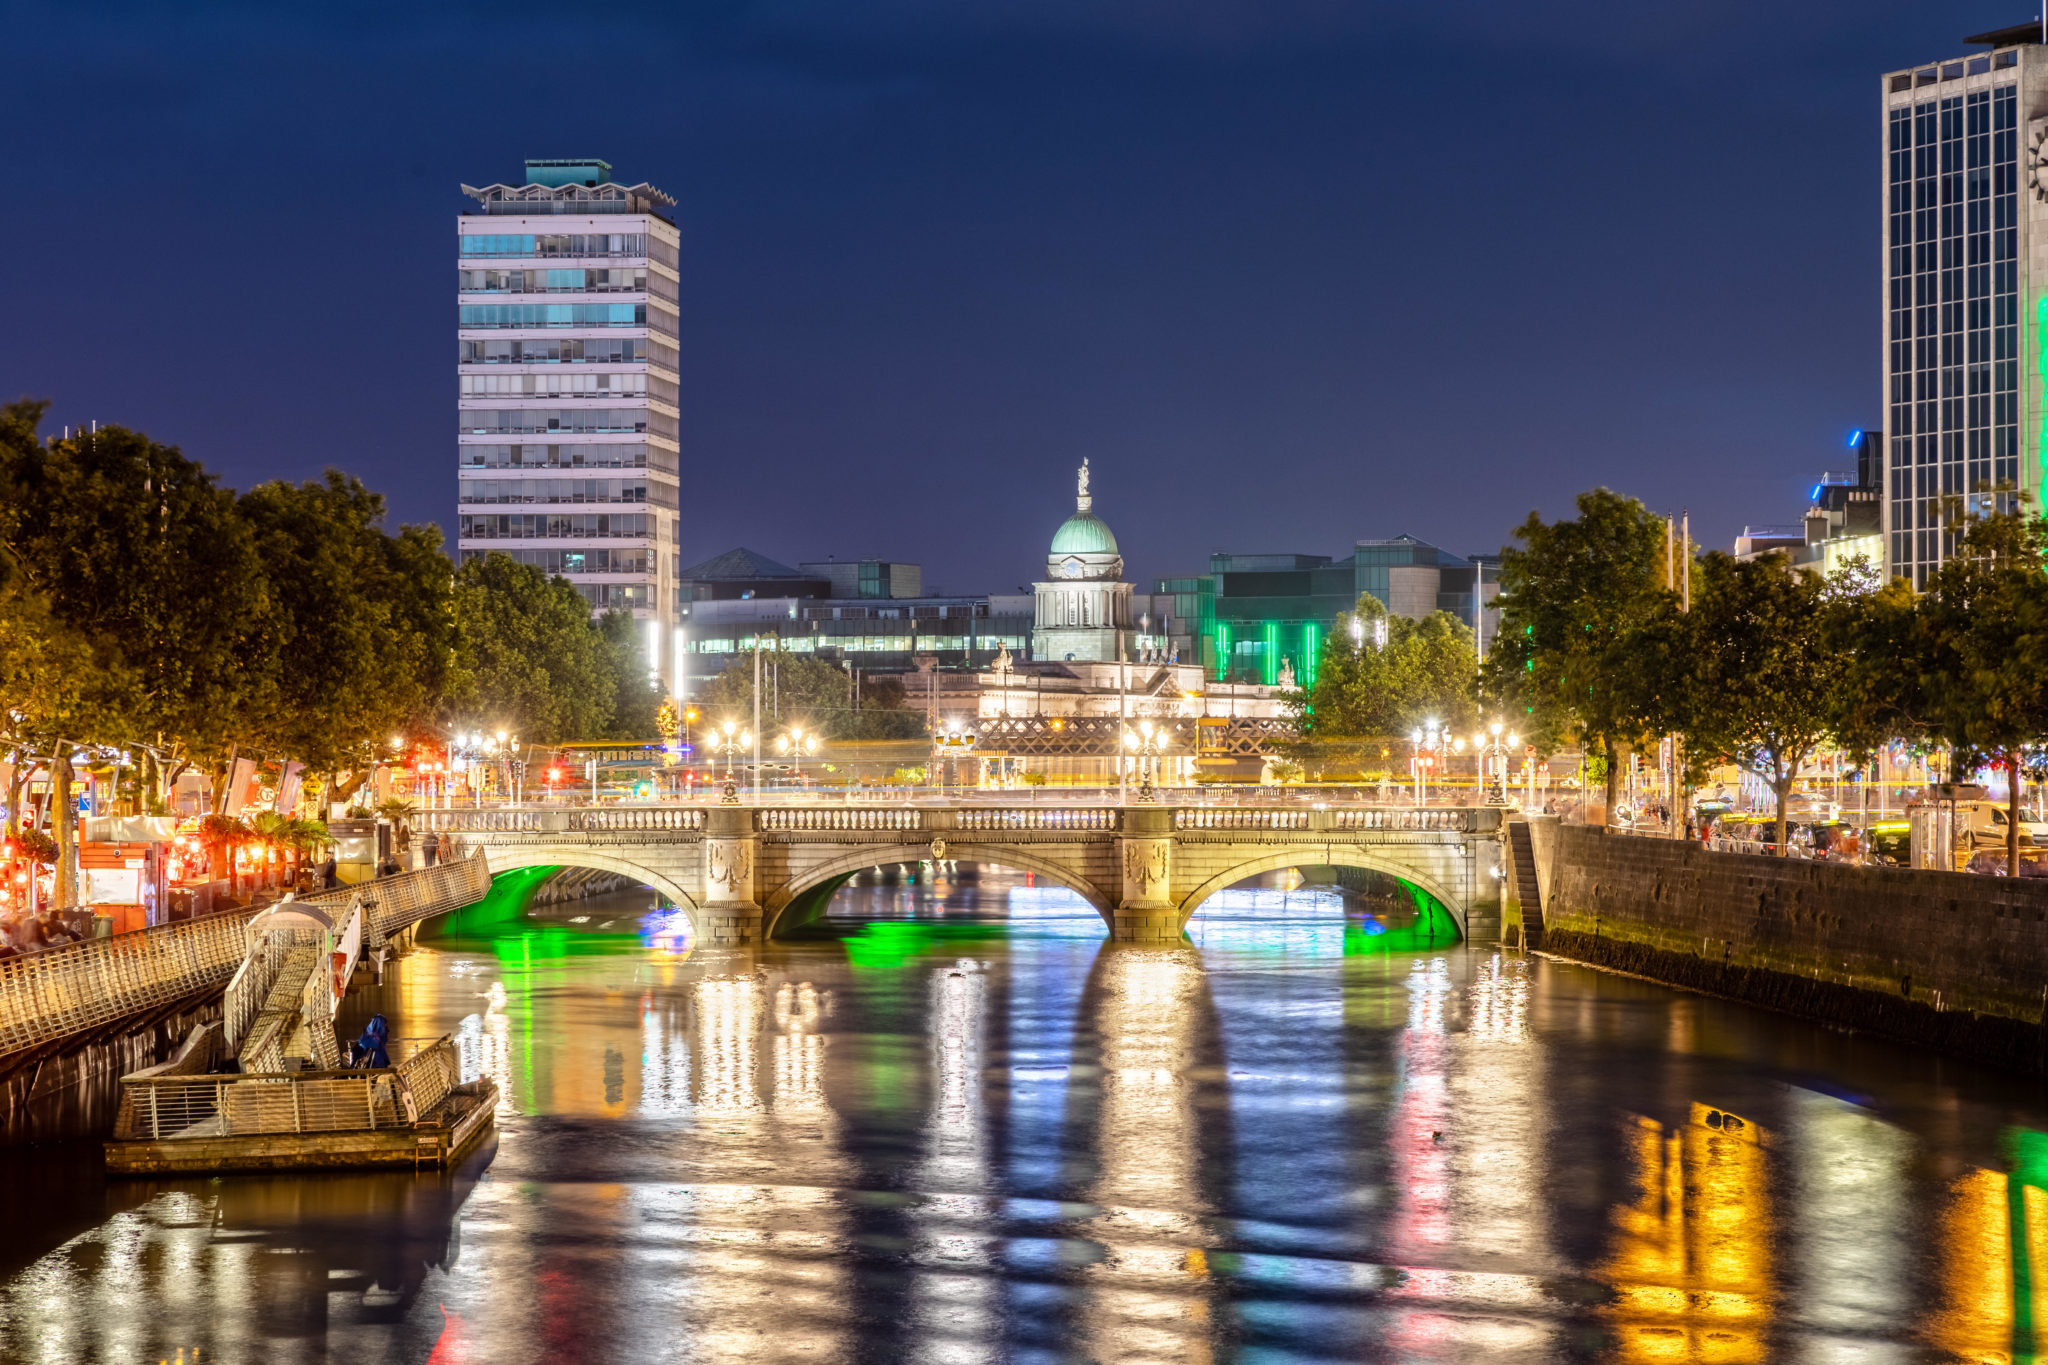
2037;295;2048;491
1301;623;1319;688
1262;621;1279;686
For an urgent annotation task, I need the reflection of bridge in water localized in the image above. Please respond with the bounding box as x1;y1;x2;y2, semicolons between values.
415;803;1505;947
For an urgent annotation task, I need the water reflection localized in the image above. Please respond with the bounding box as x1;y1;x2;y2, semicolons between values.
13;876;2048;1361
1073;944;1222;1364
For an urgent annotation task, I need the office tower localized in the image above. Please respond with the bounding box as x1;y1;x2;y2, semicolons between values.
456;158;682;675
1882;26;2044;585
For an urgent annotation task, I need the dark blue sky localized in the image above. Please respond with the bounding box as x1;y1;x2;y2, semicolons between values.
0;1;1989;591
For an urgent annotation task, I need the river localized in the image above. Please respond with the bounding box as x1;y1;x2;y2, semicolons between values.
0;867;2043;1363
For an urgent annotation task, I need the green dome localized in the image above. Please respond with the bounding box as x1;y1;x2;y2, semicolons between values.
1051;511;1119;556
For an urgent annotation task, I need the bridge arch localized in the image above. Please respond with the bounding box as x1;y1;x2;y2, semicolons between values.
477;846;700;925
764;843;1115;939
1177;846;1471;939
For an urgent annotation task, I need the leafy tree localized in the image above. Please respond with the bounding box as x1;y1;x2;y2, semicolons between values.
0;405;273;782
1680;552;1840;852
1291;595;1478;740
1907;512;2048;875
449;553;617;742
239;471;457;778
1481;489;1676;823
697;649;926;740
597;610;665;740
1824;575;1935;767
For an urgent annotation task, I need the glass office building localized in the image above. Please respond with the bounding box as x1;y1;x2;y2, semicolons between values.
457;159;683;668
1882;27;2044;585
1159;538;1498;686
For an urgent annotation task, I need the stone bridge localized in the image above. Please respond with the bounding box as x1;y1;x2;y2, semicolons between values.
414;803;1505;946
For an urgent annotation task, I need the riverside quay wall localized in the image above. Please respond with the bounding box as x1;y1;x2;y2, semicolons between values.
1522;821;2048;1072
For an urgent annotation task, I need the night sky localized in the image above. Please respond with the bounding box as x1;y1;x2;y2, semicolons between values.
0;2;1988;593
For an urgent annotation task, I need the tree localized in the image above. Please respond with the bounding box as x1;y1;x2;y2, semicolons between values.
1291;595;1478;741
1907;512;2048;875
239;471;457;777
1481;489;1676;824
597;610;665;740
0;405;274;787
449;554;617;742
1680;552;1840;852
697;648;926;740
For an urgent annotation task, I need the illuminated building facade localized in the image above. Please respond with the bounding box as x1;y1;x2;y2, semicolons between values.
1881;27;2047;585
1161;536;1500;686
456;158;683;670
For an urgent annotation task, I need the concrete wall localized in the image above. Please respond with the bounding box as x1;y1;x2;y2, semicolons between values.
1540;825;2048;1071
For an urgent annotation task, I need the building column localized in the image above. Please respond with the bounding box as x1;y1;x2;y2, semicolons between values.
700;805;762;946
1113;806;1178;943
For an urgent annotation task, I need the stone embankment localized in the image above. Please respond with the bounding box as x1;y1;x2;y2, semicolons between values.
1505;818;2048;1072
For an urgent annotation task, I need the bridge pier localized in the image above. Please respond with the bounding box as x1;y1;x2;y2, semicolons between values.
700;806;763;947
1113;806;1180;943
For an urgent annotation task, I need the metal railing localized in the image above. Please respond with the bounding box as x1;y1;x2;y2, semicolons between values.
954;808;1119;831
0;855;489;1065
757;808;922;832
111;1035;461;1142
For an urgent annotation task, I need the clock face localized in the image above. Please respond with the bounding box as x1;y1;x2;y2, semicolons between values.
1061;557;1084;579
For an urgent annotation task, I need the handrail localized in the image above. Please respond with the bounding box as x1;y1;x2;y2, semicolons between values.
1;855;490;1065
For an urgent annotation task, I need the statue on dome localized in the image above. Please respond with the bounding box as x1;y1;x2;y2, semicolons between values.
1077;458;1090;500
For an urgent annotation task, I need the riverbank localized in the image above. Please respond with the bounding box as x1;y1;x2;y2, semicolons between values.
1518;818;2048;1073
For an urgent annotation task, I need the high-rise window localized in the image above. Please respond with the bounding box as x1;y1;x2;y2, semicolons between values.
1887;81;2018;587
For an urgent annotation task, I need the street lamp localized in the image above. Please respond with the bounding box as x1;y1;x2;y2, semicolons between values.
711;720;753;805
1475;720;1520;807
1122;719;1170;803
1410;719;1446;807
933;722;977;792
775;726;822;789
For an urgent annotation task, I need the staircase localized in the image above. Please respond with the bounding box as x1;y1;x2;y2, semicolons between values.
1506;819;1545;946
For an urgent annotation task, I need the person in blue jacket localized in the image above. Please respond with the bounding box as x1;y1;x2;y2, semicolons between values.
356;1013;391;1068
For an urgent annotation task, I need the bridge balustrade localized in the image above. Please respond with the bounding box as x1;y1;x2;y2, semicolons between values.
1175;809;1312;831
952;808;1120;831
756;808;922;832
1333;808;1496;833
414;809;564;833
569;807;704;833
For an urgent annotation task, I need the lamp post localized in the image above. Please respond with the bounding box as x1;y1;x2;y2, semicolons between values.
933;722;977;792
1475;720;1520;807
1409;719;1445;807
711;720;753;805
1122;720;1169;803
775;726;822;789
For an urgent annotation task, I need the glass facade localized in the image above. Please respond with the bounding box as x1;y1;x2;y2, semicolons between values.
459;233;649;257
460;547;652;575
459;303;646;328
1887;80;2020;586
459;513;652;540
